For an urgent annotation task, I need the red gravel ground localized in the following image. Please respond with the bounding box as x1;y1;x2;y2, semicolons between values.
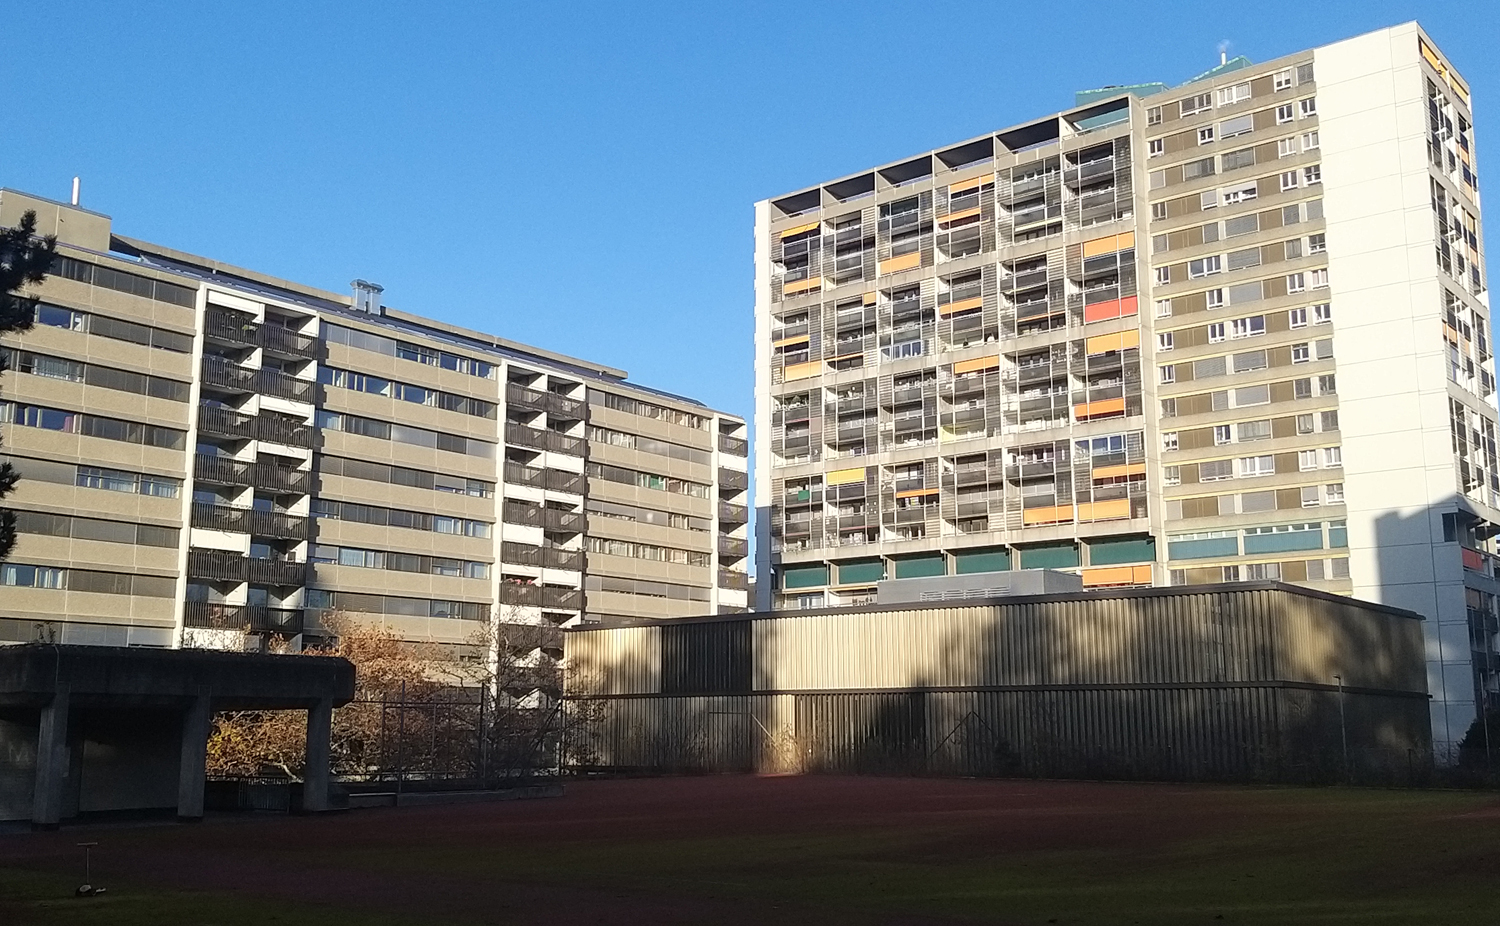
2;775;1498;925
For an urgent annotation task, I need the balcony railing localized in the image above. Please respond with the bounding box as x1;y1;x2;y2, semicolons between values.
718;433;749;457
183;602;304;635
541;586;585;610
504;462;585;494
187;549;305;586
204;307;316;360
506;383;584;419
718;569;749;591
258;323;318;360
719;468;749;492
500;542;584;571
501;501;585;533
718;501;749;523
505;422;584;456
201;357;256;392
193;454;311;494
718;536;749;559
197;406;313;448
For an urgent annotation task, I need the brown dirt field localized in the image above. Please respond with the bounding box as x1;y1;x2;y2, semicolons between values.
3;776;1498;926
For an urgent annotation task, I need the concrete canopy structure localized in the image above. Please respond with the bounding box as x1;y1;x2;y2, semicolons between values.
0;645;354;827
568;582;1431;783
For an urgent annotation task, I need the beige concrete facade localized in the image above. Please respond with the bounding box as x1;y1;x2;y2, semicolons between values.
0;190;748;691
753;23;1494;755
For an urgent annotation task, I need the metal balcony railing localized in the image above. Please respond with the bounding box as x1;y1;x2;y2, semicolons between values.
542;587;584;610
183;602;304;635
505;383;582;419
718;433;748;457
718;501;749;523
505;423;584;456
200;357;257;392
718;569;749;591
718;536;749;558
257;323;318;360
186;549;305;586
197;406;313;448
719;468;749;492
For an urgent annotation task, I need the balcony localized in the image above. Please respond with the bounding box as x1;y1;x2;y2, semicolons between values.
718;433;749;457
719;536;749;559
198;406;313;449
718;569;749;591
542;508;586;533
506;383;584;419
541;586;585;611
183;602;304;635
201;357;256;392
186;549;305;586
506;422;584;456
192;454;311;494
498;582;542;607
190;504;308;540
258;324;318;360
205;307;258;347
955;467;990;487
198;405;256;441
504;462;584;494
543;547;584;571
500;542;543;567
259;368;314;402
719;468;749;492
719;501;749;523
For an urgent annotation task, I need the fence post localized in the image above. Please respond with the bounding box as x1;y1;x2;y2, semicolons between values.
478;686;488;785
395;682;406;806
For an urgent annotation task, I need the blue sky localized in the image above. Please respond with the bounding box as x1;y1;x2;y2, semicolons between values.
6;1;1493;427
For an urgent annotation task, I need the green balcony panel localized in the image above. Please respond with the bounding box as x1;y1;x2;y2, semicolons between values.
837;559;884;585
1018;542;1080;569
893;553;946;579
1089;535;1156;566
782;564;829;590
1243;529;1324;555
955;548;1011;574
1167;537;1239;560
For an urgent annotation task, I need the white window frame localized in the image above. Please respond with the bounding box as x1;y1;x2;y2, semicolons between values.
1238;455;1275;477
1189;255;1223;279
1276;103;1295;124
1158;331;1175;351
1301;130;1320;150
1222;184;1257;205
1308;233;1327;254
1289;307;1309;328
1208;322;1226;343
1292;342;1311;363
1278;137;1298;158
1299;97;1318;117
1313;302;1331;324
1155;266;1171;285
1274;69;1294;92
1147;106;1163;126
1206;288;1226;309
1323;446;1342;467
1310;268;1329;289
1280;170;1300;191
1217;83;1251;107
1155;298;1173;318
1198;126;1216;145
1299;450;1319;471
1325;483;1345;503
1159;365;1176;384
1303;164;1322;185
1163;465;1181;486
1230;316;1266;339
1162;432;1179;452
1213;424;1232;445
1287;272;1306;294
1148;138;1164;158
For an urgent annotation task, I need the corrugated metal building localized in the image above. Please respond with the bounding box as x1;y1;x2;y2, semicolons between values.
565;583;1431;783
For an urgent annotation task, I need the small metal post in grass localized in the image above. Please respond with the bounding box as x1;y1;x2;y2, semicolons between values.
75;842;101;896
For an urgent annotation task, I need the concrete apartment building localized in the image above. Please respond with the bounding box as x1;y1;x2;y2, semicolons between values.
0;189;750;678
754;22;1494;752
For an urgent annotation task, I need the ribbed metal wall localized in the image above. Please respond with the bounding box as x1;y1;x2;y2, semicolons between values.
566;585;1431;783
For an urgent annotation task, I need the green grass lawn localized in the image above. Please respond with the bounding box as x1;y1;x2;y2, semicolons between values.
2;778;1496;925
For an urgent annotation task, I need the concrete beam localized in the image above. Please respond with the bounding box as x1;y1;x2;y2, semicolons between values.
302;697;333;813
31;686;69;829
177;694;212;821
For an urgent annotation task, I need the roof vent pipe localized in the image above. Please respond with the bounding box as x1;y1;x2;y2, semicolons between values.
351;279;384;314
71;177;80;206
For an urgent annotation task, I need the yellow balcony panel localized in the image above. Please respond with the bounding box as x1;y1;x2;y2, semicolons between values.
953;355;999;375
783;361;822;381
1082;564;1153;587
1074;396;1126;420
1092;462;1147;481
879;252;922;275
1420;38;1444;73
947;175;990;196
1022;505;1074;526
779;221;821;238
939;296;984;317
826;467;865;486
1085;328;1140;355
895;487;938;500
783;276;824;296
939;206;981;226
1076;498;1131;521
773;335;810;349
863;291;878;305
1081;230;1136;259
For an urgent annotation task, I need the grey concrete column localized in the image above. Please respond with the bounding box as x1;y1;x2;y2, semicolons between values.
302;696;333;813
31;686;70;829
177;694;212;821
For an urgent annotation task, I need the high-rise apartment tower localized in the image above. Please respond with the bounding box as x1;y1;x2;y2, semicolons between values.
753;23;1491;753
0;190;750;689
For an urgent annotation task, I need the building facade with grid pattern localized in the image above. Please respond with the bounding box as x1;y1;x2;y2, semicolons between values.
753;22;1493;753
0;190;749;685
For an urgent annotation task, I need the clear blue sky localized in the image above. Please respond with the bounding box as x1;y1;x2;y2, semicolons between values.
6;1;1493;427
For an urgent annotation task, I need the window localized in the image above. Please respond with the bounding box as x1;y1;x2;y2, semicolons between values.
1238;455;1275;477
1235;384;1269;406
1220;115;1254;139
1301;130;1320;150
1305;199;1323;220
1230;316;1265;339
1200;459;1233;481
1217;83;1251;107
1198;126;1216;145
1321;410;1340;431
1323;446;1342;467
1152;202;1168;220
1206;288;1225;308
1181;92;1212;116
1292;342;1311;363
1147;105;1163;126
1163;465;1181;486
1299;450;1319;471
1224;214;1258;237
1232;350;1267;372
1162;432;1179;452
1221;147;1256;171
1208;322;1226;342
1161;397;1178;417
1309;268;1329;289
1308;233;1326;254
1276;103;1295;124
1148;138;1164;157
1222;183;1257;205
1189;256;1222;278
1313;303;1331;324
1278;137;1298;158
1202;222;1220;242
1303;164;1322;185
1281;170;1300;191
1152;234;1168;254
1301;485;1322;508
1227;247;1261;271
1155;266;1171;285
1158;332;1174;351
1294;378;1313;399
1184;157;1216;180
1212;390;1229;411
1299;97;1317;117
1283;204;1301;225
1289;307;1308;328
1297;62;1315;84
1159;364;1176;384
1155;298;1173;318
1297;413;1315;434
1274;69;1294;92
1200;190;1219;210
1213;424;1232;445
1285;239;1303;260
1238;419;1271;442
1325;483;1345;503
1318;373;1337;394
1149;169;1167;189
1287;273;1306;294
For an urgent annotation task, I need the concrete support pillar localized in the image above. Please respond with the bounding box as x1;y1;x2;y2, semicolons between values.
302;697;333;813
31;686;70;829
177;694;212;821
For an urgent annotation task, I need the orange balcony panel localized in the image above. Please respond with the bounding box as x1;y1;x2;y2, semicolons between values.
779;221;820;238
783;277;824;296
1081;231;1136;259
939;206;982;226
953;355;999;375
774;335;810;350
783;361;822;381
1092;462;1147;481
1074;397;1126;421
947;174;990;196
826;467;865;486
879;252;922;275
1082;564;1153;587
1076;498;1131;521
1462;547;1484;571
1085;328;1141;355
1022;505;1074;526
895;487;939;500
940;296;984;316
1083;295;1139;324
863;291;878;305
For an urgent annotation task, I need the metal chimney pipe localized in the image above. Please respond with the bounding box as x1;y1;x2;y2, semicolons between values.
71;177;80;206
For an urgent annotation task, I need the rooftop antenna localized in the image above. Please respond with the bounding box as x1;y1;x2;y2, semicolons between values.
71;177;80;206
1218;40;1230;67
